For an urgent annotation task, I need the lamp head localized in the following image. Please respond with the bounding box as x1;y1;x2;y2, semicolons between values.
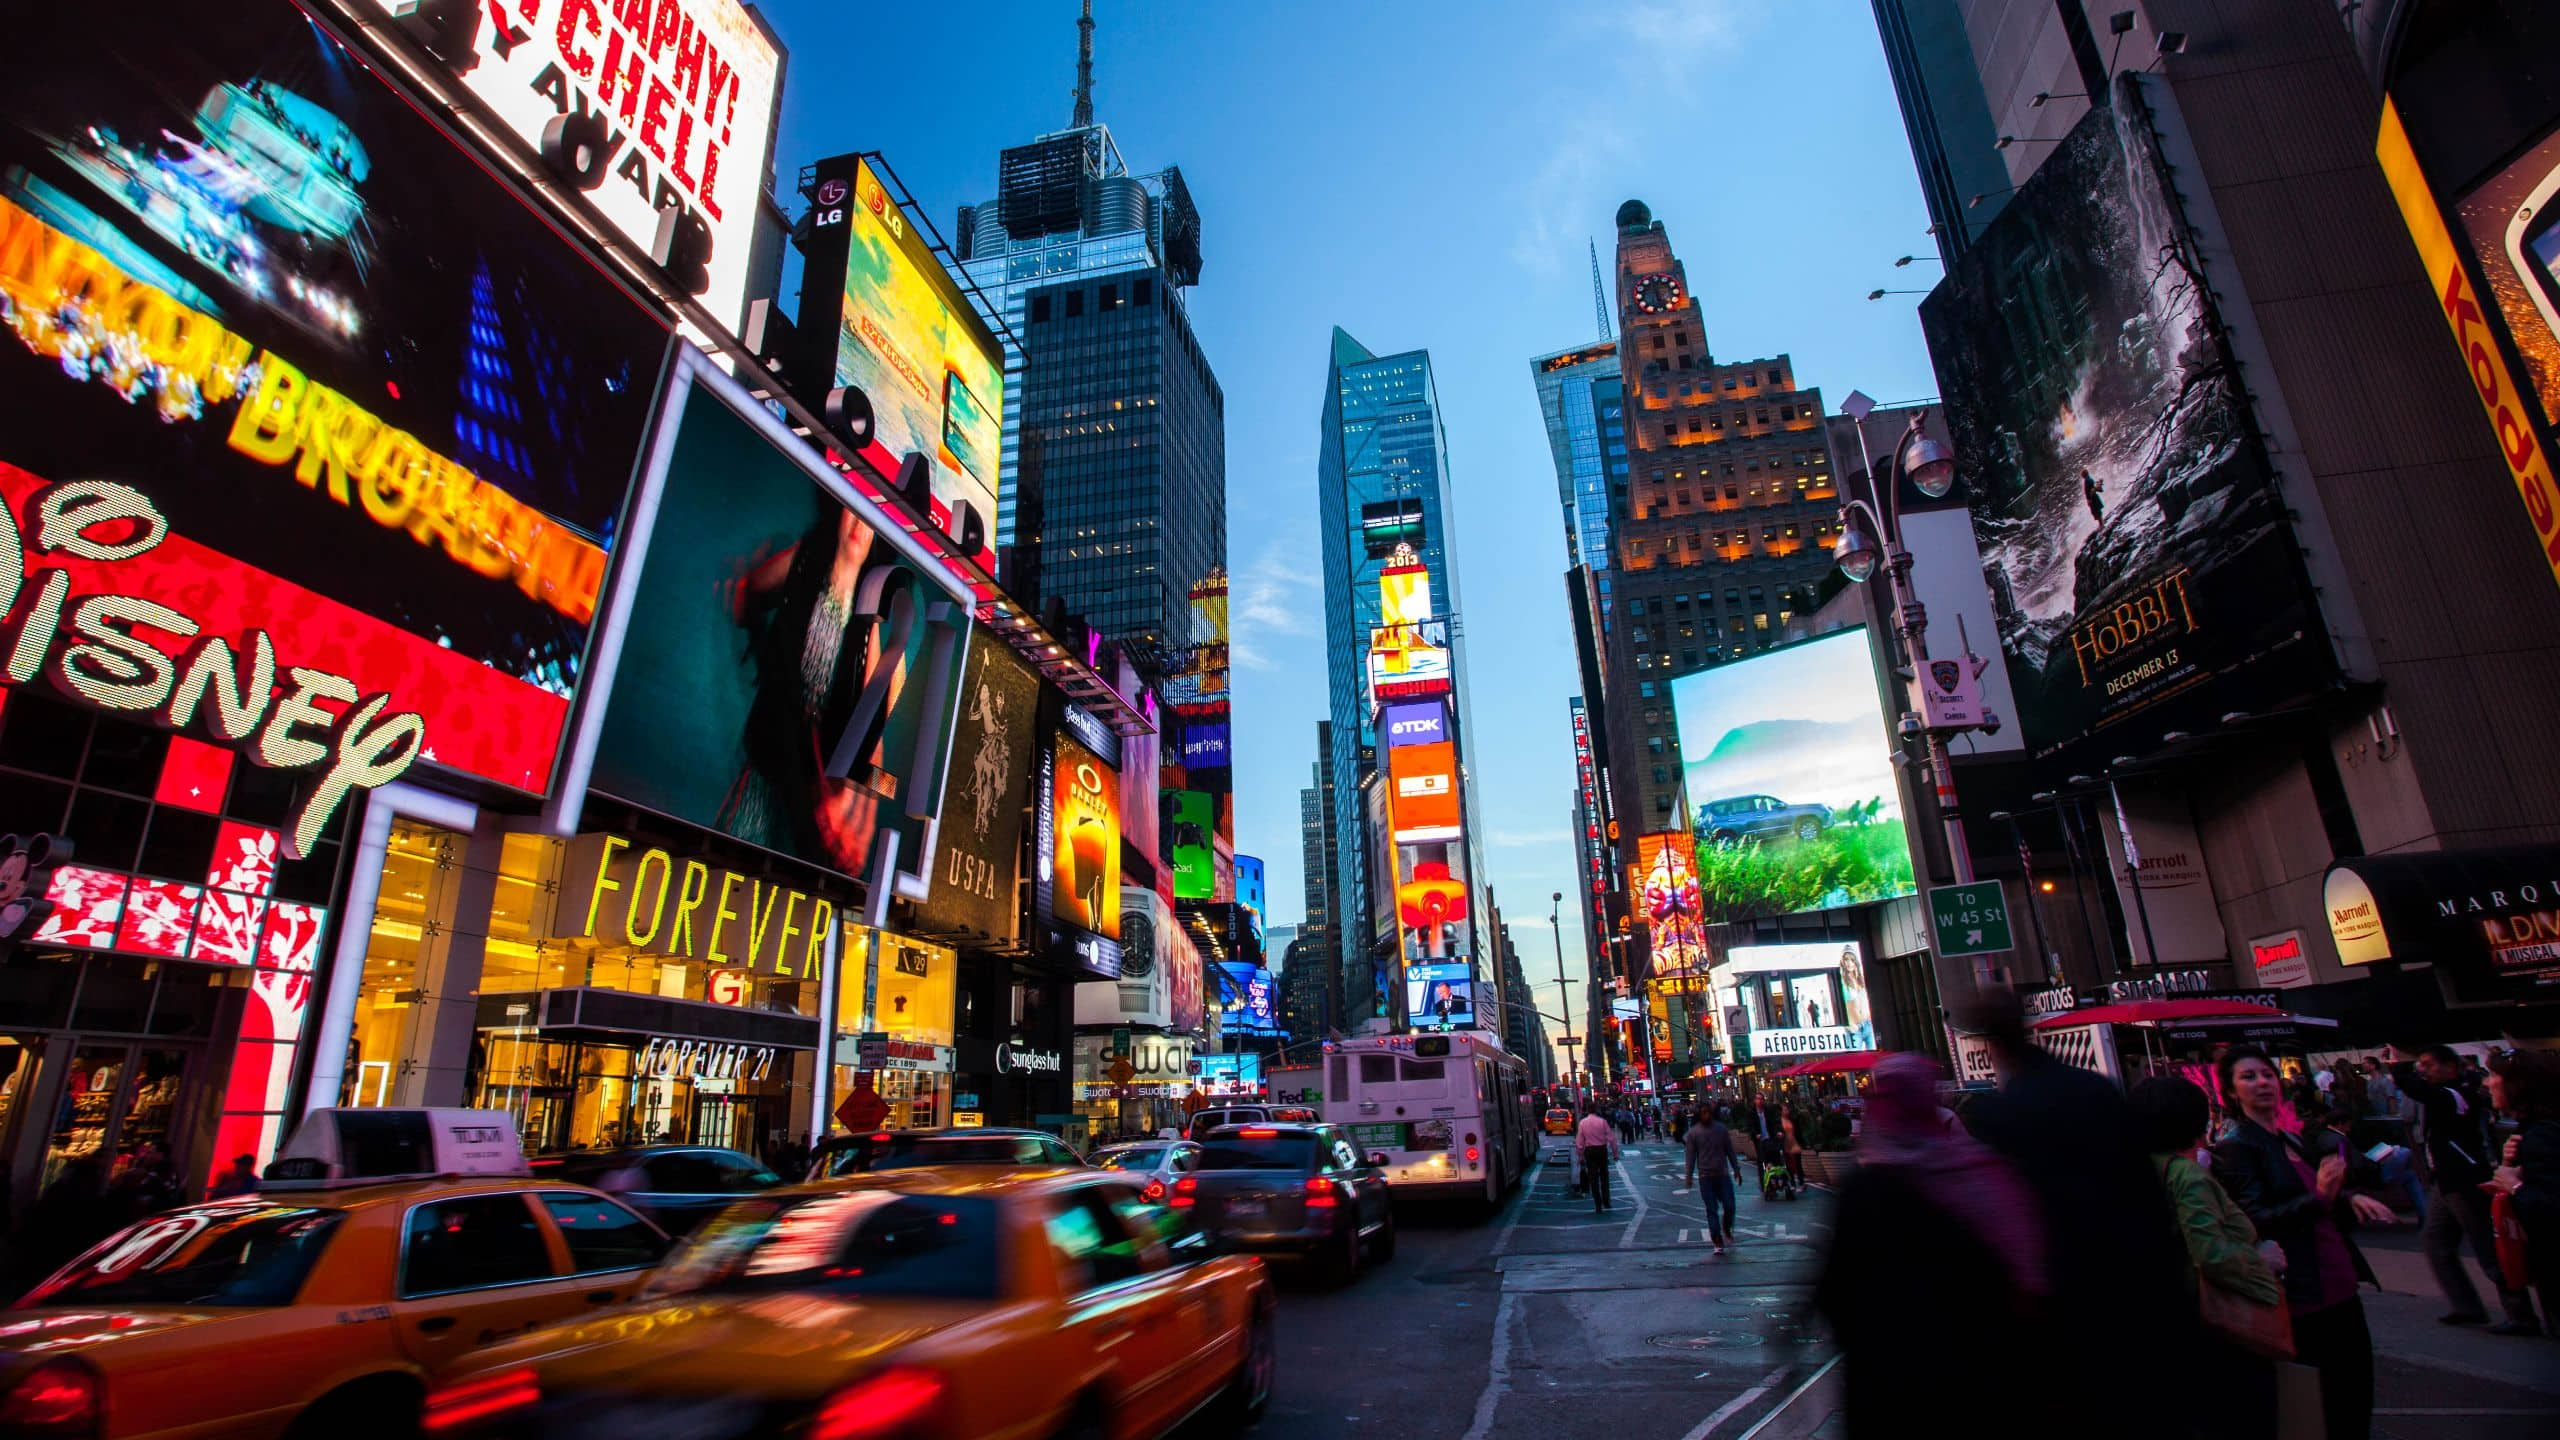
1900;428;1957;499
1833;509;1881;583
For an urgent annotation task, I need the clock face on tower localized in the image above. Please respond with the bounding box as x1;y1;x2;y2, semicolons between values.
1633;272;1684;314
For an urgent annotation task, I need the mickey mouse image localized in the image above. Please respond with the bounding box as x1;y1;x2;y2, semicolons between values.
0;832;69;953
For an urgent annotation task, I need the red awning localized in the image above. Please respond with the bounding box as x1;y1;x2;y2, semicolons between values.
1765;1050;1883;1077
2030;999;2278;1030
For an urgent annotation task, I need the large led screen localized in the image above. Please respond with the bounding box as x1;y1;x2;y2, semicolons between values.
1631;832;1709;981
1405;961;1475;1031
353;0;781;334
0;0;668;830
1670;628;1913;919
911;630;1038;943
1047;732;1122;941
1920;78;2329;761
800;154;1003;568
1170;789;1215;900
1387;741;1462;844
587;377;973;895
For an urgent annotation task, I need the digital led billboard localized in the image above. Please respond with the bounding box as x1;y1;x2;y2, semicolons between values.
1388;741;1462;844
1368;620;1453;702
1214;960;1277;1036
1171;789;1216;901
1047;732;1122;942
1631;833;1709;981
1405;961;1475;1031
1721;941;1875;1054
1920;77;2330;761
1670;628;1913;919
353;0;781;333
799;154;1004;569
585;372;973;896
1381;700;1448;749
912;630;1038;944
0;0;669;843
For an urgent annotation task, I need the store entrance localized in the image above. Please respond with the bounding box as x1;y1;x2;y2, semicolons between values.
25;1041;197;1199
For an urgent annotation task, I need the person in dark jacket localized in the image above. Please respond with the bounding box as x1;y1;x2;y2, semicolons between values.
2213;1045;2399;1440
2391;1043;2535;1331
2486;1049;2558;1335
1957;992;2193;1440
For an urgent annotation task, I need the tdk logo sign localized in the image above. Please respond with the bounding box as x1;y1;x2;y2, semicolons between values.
1381;702;1445;747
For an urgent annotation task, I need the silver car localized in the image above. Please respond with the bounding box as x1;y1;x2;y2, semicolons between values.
1091;1138;1204;1203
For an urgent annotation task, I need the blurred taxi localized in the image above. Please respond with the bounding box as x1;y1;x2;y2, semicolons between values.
1543;1108;1575;1136
422;1166;1275;1439
0;1110;671;1439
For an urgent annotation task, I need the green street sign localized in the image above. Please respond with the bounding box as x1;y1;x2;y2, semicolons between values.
1929;881;2014;958
1109;1027;1132;1059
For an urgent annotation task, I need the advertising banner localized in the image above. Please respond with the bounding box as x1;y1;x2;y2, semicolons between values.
1367;620;1452;702
1631;832;1709;980
1387;741;1462;844
1379;560;1433;627
1571;698;1609;897
352;0;781;333
1920;77;2331;761
1214;960;1277;1036
2377;100;2560;603
912;631;1038;943
2098;784;2228;966
0;0;669;841
1196;1052;1263;1095
587;377;973;897
798;154;1004;569
1721;941;1874;1052
1047;732;1122;941
1179;719;1231;769
1380;699;1448;749
1171;789;1215;900
1234;855;1266;941
1672;628;1914;918
1404;960;1475;1031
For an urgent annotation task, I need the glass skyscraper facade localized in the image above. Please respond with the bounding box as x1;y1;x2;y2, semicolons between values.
1531;342;1627;623
1318;329;1477;1027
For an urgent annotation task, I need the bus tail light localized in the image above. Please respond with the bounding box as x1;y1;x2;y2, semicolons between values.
1466;1147;1481;1166
0;1360;100;1437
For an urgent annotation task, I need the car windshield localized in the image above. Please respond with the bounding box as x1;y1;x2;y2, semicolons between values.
1194;1134;1318;1171
1093;1147;1163;1171
647;1192;1002;1301
16;1204;344;1308
820;1134;1068;1178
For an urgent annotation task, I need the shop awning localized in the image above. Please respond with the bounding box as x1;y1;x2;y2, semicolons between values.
1767;1050;1882;1077
2031;998;2275;1030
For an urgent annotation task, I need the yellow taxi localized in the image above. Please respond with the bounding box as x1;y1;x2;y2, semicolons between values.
1543;1107;1575;1136
0;1110;672;1438
422;1166;1276;1440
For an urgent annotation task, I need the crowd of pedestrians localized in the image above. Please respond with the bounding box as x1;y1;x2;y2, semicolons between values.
1800;989;2557;1440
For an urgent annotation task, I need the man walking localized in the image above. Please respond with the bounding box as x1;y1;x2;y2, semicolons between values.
2393;1044;2539;1333
1576;1105;1620;1213
1684;1108;1744;1252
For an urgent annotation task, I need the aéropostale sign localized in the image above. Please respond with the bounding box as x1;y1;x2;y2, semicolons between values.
0;0;668;840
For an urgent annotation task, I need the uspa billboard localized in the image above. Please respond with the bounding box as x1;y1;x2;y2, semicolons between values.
911;630;1039;944
0;0;669;844
1631;833;1709;981
582;359;973;898
1671;628;1914;919
352;0;781;333
1920;77;2330;761
798;154;1004;570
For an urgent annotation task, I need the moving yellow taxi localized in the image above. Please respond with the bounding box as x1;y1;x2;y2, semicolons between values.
1543;1107;1575;1136
422;1167;1276;1440
0;1111;672;1438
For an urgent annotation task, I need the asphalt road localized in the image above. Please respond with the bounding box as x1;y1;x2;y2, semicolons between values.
1193;1134;1838;1440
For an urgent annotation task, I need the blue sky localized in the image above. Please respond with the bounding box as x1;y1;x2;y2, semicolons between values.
757;0;1942;1011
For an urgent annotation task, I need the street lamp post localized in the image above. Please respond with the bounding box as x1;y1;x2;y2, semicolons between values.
1832;398;2005;988
1549;892;1580;1094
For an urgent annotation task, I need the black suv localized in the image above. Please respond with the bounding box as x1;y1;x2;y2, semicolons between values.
1175;1123;1393;1283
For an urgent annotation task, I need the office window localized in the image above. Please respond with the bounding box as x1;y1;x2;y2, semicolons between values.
1030;295;1052;322
1767;368;1781;384
1639;682;1656;698
1135;278;1154;306
1066;290;1084;318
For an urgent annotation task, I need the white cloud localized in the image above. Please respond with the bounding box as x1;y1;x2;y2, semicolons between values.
1232;538;1318;639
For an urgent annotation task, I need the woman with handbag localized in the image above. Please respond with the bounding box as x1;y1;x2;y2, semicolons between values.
2213;1045;2399;1440
2133;1076;2284;1438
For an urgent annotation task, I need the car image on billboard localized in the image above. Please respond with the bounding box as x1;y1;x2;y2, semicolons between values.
1669;627;1914;920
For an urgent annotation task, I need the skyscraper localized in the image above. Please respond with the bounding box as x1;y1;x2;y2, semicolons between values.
1602;200;1841;831
1298;725;1341;1036
955;6;1217;665
1318;330;1478;1028
1532;341;1624;591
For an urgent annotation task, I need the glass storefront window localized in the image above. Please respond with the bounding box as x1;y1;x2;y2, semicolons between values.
828;929;957;1134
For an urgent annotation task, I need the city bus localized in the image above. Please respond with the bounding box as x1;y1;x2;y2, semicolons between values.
1320;1032;1536;1214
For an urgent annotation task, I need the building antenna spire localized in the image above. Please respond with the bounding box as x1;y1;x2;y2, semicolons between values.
1588;237;1612;342
1072;0;1096;128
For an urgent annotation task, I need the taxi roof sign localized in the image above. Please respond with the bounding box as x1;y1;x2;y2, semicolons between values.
264;1108;529;1187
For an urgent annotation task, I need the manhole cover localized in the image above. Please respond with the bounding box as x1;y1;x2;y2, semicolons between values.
1647;1332;1764;1350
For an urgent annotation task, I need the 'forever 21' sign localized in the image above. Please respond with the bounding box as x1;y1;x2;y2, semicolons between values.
637;1035;777;1082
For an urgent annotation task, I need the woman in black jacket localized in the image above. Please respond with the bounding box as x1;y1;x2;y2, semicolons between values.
2211;1045;2399;1440
2487;1048;2559;1334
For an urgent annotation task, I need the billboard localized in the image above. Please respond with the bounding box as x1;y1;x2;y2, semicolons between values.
1671;628;1914;918
1405;961;1475;1031
1570;699;1609;898
1196;1052;1263;1095
1631;833;1709;981
1046;732;1121;942
912;631;1039;944
1722;941;1874;1054
1234;855;1266;941
1381;700;1448;749
353;0;781;333
799;155;1005;569
1368;620;1453;702
1920;78;2331;761
1379;558;1433;627
1214;961;1277;1036
1387;741;1463;844
1170;790;1216;900
0;0;668;847
1179;719;1231;769
586;374;973;897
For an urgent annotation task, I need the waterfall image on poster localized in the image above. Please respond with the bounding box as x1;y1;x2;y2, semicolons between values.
1919;76;2327;761
1670;628;1913;920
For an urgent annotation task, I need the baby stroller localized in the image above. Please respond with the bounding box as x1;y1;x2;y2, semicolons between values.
1759;1155;1798;1201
